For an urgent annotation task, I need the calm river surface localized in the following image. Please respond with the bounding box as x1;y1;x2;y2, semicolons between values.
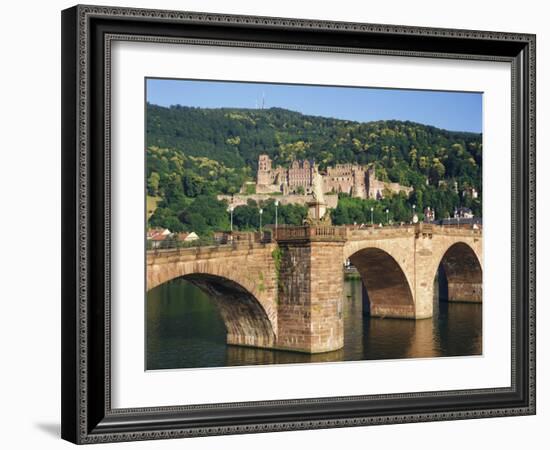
146;278;482;370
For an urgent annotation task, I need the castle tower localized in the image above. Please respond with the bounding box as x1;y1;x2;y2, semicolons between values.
257;154;272;185
352;166;367;199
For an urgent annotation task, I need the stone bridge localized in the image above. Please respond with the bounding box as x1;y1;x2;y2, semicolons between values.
147;224;482;355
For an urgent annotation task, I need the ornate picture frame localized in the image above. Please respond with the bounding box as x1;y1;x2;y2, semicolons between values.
61;4;536;444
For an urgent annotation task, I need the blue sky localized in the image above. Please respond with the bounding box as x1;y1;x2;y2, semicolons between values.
146;78;482;133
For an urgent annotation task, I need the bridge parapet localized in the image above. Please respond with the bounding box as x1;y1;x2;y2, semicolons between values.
146;241;275;263
274;225;346;243
345;223;482;241
424;223;482;237
346;225;416;240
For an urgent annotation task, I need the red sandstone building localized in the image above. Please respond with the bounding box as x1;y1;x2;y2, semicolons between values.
255;154;412;199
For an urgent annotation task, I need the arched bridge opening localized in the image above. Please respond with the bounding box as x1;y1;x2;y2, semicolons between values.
348;247;415;319
147;273;276;350
435;242;482;303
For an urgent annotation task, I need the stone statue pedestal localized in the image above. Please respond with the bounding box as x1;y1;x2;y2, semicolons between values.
307;201;326;221
306;201;331;225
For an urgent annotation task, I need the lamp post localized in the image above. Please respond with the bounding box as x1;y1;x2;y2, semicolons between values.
259;208;263;232
275;200;279;230
412;204;416;223
229;205;234;233
385;208;389;225
370;207;374;226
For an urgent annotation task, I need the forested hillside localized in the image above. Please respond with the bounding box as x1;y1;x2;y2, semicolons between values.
146;104;482;233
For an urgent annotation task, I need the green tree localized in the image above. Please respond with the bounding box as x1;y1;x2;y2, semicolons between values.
147;171;160;196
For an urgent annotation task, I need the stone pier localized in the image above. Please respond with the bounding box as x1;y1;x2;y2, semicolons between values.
276;226;346;353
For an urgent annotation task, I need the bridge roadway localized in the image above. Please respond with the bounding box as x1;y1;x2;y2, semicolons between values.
147;223;482;354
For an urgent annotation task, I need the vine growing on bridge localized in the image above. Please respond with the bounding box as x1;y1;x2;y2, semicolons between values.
272;246;283;303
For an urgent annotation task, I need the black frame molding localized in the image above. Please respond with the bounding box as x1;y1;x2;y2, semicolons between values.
61;4;536;444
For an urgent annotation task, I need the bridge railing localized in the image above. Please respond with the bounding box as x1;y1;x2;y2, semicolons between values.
147;237;219;251
147;231;273;251
274;225;347;242
345;223;415;237
344;222;482;239
428;223;483;236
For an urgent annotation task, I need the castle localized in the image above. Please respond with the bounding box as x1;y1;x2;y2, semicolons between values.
254;154;412;200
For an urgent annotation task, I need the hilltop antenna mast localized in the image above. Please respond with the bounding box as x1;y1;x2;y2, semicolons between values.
261;91;265;109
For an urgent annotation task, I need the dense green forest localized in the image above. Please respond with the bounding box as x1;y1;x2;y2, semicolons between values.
147;104;482;234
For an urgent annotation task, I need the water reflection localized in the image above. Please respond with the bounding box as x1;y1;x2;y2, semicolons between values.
146;277;482;370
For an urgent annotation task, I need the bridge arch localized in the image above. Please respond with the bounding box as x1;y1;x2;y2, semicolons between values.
147;248;279;348
148;273;276;349
434;241;482;303
346;246;415;318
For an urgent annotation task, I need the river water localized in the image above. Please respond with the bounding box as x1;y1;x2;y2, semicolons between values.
146;277;482;370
